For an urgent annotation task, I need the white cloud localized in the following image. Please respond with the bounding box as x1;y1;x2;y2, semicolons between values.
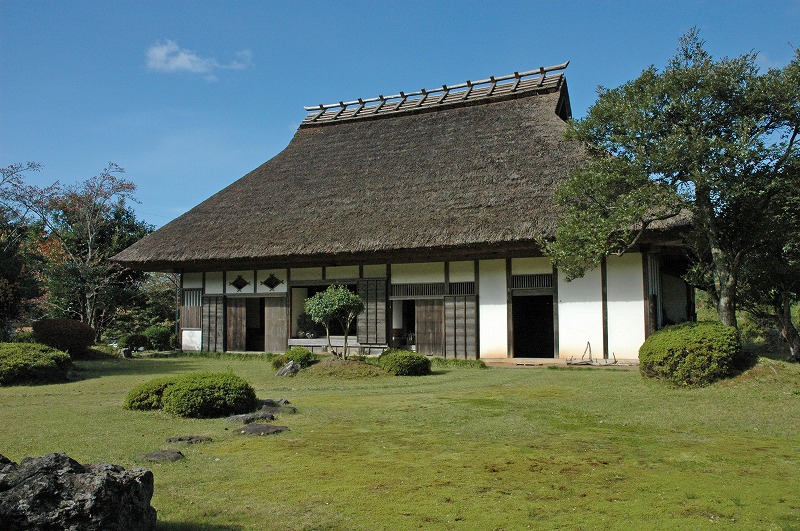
146;40;253;81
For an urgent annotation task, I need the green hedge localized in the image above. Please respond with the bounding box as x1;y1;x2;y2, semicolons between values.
639;321;745;387
379;349;432;376
143;325;173;351
32;318;95;357
118;333;149;351
0;342;72;385
125;372;258;418
123;376;181;410
161;373;258;418
271;346;316;369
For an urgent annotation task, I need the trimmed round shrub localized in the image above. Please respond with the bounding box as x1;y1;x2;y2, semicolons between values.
271;346;315;369
32;318;95;357
639;321;745;387
123;376;180;411
0;342;72;385
119;333;149;351
161;373;258;418
143;325;173;351
379;349;432;376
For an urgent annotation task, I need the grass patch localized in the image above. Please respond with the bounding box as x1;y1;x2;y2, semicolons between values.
0;355;798;529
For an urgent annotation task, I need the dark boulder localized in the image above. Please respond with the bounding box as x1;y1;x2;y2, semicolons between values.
136;450;184;463
165;436;212;444
276;360;301;377
0;452;156;531
225;411;275;424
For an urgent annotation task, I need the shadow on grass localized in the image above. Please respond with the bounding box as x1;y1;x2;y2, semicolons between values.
158;523;242;531
69;357;212;381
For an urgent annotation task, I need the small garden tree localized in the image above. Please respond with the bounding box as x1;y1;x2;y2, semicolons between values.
304;285;364;359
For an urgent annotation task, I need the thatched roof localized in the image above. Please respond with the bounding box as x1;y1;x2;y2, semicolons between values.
115;64;588;272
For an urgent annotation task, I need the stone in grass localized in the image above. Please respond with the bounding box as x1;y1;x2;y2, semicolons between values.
259;398;297;415
276;360;301;377
236;423;289;436
0;452;156;531
165;436;212;444
136;450;185;463
225;411;275;424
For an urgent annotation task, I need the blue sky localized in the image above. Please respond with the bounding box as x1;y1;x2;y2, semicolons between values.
2;0;798;228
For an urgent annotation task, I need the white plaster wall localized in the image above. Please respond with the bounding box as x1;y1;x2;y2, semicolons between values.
326;265;359;280
256;269;287;293
449;261;475;282
392;262;445;284
606;254;646;360
479;259;508;358
183;272;203;289
512;257;553;275
182;330;202;351
291;267;323;281
363;264;387;278
204;271;224;294
557;268;604;359
226;270;255;294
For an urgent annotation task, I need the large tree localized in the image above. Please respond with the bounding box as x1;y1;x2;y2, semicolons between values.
546;30;800;329
2;163;152;338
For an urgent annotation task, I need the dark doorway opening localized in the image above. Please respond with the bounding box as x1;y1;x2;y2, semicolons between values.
245;297;265;351
512;295;554;358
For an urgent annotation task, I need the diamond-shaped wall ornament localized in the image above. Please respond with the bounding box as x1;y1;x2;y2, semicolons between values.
229;275;250;292
261;273;284;291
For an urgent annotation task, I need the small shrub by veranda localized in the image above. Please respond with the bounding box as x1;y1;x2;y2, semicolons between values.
123;376;180;410
161;373;258;418
119;333;150;351
32;318;95;357
143;325;173;351
271;346;315;369
0;343;72;385
639;321;745;387
379;349;432;376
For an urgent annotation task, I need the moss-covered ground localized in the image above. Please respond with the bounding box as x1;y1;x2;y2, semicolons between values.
1;355;798;530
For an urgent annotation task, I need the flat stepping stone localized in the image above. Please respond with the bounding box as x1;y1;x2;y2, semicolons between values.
236;424;289;436
165;436;212;444
260;404;297;415
225;411;275;424
137;449;184;462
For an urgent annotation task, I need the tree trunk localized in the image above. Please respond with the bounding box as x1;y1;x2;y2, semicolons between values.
698;193;739;328
774;292;800;361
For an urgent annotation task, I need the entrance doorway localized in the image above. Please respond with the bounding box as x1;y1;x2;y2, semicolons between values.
512;295;554;357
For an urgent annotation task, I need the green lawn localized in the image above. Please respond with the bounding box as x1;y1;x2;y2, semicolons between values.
1;355;799;530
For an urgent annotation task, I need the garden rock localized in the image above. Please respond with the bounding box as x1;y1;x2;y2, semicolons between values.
225;411;275;424
0;452;156;531
276;360;301;377
236;424;289;436
137;450;184;463
259;398;297;415
165;436;212;444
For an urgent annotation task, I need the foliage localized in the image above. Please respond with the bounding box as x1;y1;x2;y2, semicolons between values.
0;342;71;385
1;162;152;339
11;330;35;343
103;272;177;346
31;318;95;357
304;285;365;359
639;321;747;386
143;325;173;351
271;346;316;369
118;333;150;351
122;376;180;410
379;349;432;376
547;30;800;330
160;372;258;418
